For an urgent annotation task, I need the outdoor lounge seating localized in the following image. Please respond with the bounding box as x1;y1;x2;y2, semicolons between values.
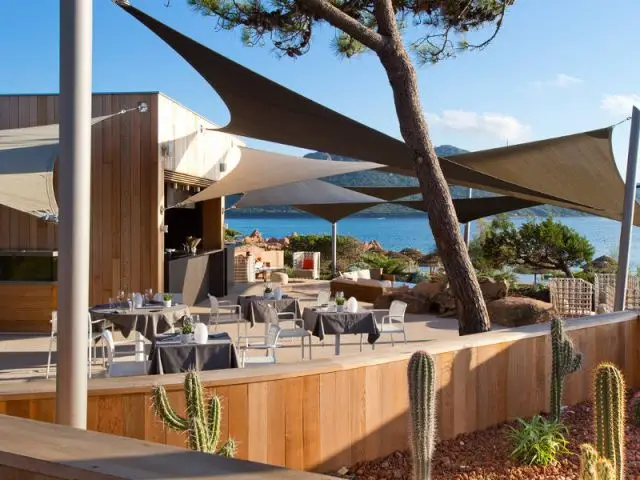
292;252;320;279
330;269;395;303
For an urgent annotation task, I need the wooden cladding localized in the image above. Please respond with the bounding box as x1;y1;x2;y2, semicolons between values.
0;283;56;333
164;169;213;189
0;315;637;473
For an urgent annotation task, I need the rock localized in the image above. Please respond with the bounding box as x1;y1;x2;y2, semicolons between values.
487;297;557;327
431;289;457;314
412;281;444;299
373;294;393;310
282;237;290;247
244;229;263;244
478;277;509;301
370;240;384;251
397;293;430;314
596;303;612;314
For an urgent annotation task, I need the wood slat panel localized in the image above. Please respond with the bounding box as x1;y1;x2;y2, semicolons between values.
0;284;56;333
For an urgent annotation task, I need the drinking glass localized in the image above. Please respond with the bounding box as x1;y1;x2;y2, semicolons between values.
108;298;114;308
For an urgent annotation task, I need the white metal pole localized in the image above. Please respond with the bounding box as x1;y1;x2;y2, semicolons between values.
463;187;472;246
56;0;92;428
331;222;338;277
614;106;640;311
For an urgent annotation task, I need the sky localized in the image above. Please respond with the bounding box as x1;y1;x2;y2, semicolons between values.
1;0;639;176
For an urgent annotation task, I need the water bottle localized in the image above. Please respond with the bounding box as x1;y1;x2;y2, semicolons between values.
127;297;133;311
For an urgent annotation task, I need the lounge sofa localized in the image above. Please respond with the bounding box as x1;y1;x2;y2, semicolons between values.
330;269;394;303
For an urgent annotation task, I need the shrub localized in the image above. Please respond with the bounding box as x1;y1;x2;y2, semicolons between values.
508;415;569;466
285;234;362;275
630;391;640;427
224;227;243;241
346;261;372;272
361;252;410;275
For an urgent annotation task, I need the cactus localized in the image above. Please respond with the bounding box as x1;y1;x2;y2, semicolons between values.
152;370;235;456
407;351;436;480
550;317;582;422
580;443;616;480
594;363;625;480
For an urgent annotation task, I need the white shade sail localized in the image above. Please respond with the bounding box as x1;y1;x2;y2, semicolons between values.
234;179;383;207
180;147;383;205
0;113;130;220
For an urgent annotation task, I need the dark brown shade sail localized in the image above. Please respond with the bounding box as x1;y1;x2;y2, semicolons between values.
117;4;584;210
347;186;422;200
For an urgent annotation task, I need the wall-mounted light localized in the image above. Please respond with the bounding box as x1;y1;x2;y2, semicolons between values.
219;161;227;173
161;225;169;233
172;182;178;190
195;186;201;192
137;101;148;113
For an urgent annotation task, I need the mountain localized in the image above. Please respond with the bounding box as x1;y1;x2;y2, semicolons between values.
226;147;588;218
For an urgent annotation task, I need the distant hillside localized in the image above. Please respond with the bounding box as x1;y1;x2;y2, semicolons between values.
226;146;589;218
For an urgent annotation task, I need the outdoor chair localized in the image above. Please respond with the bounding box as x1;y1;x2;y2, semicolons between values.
46;311;106;379
207;294;243;338
360;300;408;351
259;303;312;360
238;322;281;367
292;251;320;279
102;330;148;377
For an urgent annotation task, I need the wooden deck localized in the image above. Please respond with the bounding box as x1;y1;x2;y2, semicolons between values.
0;311;637;473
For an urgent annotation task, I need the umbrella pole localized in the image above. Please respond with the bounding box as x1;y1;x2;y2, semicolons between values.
332;222;338;277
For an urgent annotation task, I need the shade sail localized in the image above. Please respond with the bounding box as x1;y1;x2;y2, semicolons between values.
234;179;383;208
117;4;581;209
347;186;422;200
180;147;382;205
398;197;541;224
0;113;124;220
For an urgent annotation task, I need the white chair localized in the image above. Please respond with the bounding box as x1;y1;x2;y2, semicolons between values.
46;311;106;379
262;303;312;360
208;294;242;336
102;330;148;377
168;293;183;304
362;300;408;350
239;323;281;367
316;291;331;306
346;296;358;313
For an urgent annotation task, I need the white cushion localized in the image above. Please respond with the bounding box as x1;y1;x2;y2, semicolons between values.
342;271;358;281
357;278;383;287
357;269;371;280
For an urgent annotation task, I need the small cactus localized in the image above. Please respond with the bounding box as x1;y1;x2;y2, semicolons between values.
594;363;625;480
580;443;616;480
407;351;436;480
152;370;235;456
550;317;582;422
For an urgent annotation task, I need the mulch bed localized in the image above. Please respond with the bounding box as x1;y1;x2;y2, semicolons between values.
334;398;640;479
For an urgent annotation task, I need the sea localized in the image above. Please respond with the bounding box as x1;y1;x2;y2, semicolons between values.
227;216;640;269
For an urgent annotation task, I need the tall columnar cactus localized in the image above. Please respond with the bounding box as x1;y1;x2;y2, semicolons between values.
407;351;436;480
594;363;626;480
152;371;235;456
550;317;583;422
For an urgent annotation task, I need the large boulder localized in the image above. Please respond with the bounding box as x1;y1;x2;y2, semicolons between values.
244;229;263;244
487;297;556;327
412;281;445;300
431;289;456;315
396;293;430;314
478;277;509;302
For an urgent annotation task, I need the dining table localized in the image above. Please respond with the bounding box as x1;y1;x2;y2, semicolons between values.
237;295;301;327
147;331;239;375
302;307;379;355
90;303;190;361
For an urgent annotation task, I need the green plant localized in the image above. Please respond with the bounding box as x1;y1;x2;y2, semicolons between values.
163;293;173;301
224;227;243;241
152;371;235;456
593;363;626;479
361;252;409;275
508;415;569;466
550;317;582;422
580;443;615;480
407;351;436;480
181;317;194;335
335;296;345;306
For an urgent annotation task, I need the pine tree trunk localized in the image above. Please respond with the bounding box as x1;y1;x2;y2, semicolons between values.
377;44;491;335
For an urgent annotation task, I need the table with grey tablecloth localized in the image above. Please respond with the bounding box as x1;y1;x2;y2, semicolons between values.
147;332;239;375
90;303;189;340
237;295;301;327
302;307;379;355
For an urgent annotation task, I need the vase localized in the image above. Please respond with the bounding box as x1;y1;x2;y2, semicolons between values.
336;304;344;312
190;247;197;255
163;300;172;308
180;333;193;344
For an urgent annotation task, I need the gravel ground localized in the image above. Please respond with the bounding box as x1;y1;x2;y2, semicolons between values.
336;397;640;480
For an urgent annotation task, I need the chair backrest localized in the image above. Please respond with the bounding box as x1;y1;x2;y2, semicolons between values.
256;303;280;327
102;330;116;364
389;300;408;321
317;291;330;306
51;311;57;333
265;322;281;346
346;296;358;313
208;294;219;313
169;293;183;304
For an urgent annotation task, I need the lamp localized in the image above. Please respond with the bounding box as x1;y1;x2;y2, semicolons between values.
137;101;148;113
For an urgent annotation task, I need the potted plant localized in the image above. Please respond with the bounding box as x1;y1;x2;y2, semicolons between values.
264;282;273;299
184;236;201;255
335;295;345;312
181;317;194;343
163;293;173;308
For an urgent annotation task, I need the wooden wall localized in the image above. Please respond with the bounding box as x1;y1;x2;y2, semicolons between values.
0;313;637;473
0;283;56;333
0;93;163;305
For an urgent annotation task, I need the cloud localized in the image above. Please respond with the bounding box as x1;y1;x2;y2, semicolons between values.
601;94;640;116
531;73;582;89
426;109;532;142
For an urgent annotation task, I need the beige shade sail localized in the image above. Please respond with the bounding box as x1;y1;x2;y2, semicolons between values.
118;3;583;210
0;113;125;220
180;147;383;205
234;179;383;208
